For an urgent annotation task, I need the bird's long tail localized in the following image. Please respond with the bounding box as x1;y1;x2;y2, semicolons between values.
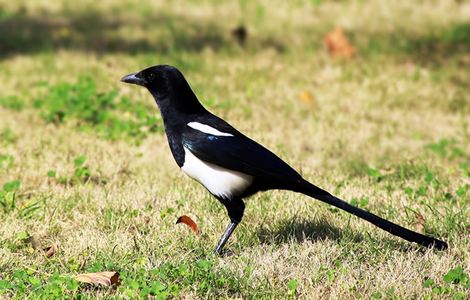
294;179;448;250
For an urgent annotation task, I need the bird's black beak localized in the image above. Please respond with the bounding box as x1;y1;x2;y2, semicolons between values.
121;72;145;86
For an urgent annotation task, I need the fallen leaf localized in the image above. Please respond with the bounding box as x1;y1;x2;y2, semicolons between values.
298;90;315;104
379;167;395;176
44;245;56;258
75;271;120;286
176;215;200;234
324;27;356;59
415;212;425;233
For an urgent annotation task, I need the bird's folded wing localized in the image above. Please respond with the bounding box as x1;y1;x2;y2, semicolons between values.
182;130;301;181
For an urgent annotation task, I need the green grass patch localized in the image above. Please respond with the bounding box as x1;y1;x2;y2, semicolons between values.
0;258;287;299
31;77;163;143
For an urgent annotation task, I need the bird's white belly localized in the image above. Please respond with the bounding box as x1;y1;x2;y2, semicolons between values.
181;147;253;198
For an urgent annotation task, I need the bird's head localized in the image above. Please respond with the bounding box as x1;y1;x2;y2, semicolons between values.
121;65;204;117
121;65;181;98
121;65;205;114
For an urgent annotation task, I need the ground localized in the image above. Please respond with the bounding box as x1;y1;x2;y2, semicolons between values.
0;0;469;299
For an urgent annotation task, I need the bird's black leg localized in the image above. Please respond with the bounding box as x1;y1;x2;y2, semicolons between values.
215;198;245;255
215;222;238;255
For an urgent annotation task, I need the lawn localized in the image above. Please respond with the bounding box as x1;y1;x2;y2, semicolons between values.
0;0;469;298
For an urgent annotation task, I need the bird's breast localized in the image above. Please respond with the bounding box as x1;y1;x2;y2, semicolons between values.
181;147;253;199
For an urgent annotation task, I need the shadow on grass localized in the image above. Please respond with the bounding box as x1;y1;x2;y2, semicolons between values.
256;215;434;253
1;7;468;64
0;10;229;59
257;216;365;245
357;23;470;64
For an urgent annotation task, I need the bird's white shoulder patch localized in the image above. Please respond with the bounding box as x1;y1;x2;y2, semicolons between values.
181;147;253;198
187;122;233;136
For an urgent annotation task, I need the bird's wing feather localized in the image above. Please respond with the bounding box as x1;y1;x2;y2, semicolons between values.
182;129;301;181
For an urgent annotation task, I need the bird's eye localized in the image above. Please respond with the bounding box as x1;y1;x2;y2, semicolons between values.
148;72;155;80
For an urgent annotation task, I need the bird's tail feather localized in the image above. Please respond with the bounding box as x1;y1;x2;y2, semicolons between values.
294;179;448;250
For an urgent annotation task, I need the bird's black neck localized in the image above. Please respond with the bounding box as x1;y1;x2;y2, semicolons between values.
149;88;208;168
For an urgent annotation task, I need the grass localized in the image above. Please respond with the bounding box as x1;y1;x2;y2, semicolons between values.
0;0;469;298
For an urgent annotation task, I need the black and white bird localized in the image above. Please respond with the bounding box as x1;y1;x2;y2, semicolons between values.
121;65;448;254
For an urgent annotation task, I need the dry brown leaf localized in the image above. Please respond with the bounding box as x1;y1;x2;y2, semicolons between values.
44;245;56;258
176;215;200;234
75;271;120;286
324;27;356;59
298;90;315;104
24;235;57;257
379;167;395;176
415;212;426;234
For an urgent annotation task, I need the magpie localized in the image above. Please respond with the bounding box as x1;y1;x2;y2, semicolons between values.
121;65;448;254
